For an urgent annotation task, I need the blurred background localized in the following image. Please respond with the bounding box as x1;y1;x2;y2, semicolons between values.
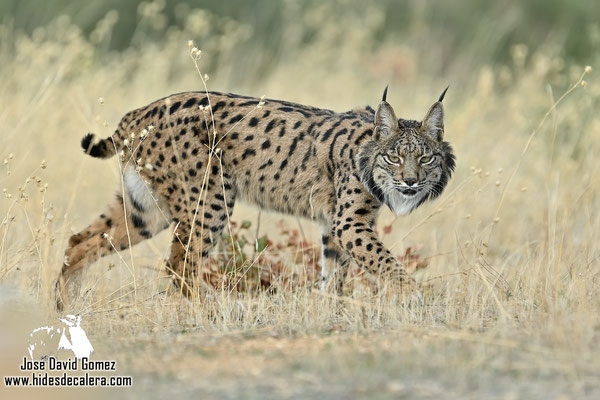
1;1;599;397
1;0;598;97
2;0;599;72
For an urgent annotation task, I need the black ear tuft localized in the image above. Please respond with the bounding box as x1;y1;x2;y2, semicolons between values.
382;85;389;102
438;86;449;102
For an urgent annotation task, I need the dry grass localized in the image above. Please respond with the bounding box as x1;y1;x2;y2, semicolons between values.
1;3;599;399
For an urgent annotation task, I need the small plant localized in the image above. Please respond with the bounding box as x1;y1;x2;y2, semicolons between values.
200;219;322;292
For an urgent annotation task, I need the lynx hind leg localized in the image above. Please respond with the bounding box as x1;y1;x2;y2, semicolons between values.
320;231;351;295
56;181;170;311
165;168;236;297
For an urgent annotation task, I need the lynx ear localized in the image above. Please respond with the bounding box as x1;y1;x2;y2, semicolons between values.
421;102;444;141
422;88;447;141
375;88;398;137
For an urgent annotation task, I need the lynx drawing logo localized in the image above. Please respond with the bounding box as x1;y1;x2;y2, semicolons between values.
28;314;94;360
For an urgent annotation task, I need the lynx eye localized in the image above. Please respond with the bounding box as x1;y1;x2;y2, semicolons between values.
383;155;402;165
419;155;434;165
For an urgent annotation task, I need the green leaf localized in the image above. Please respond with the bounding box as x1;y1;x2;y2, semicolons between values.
241;220;252;229
256;236;268;252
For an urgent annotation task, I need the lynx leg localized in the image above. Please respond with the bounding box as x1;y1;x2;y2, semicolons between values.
56;173;170;311
320;230;352;295
165;168;236;296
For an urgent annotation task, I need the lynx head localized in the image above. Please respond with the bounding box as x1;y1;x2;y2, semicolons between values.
358;87;456;215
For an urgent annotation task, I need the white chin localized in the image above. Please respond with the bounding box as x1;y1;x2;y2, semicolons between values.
386;190;424;216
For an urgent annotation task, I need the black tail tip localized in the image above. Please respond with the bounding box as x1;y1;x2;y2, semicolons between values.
81;133;95;153
81;133;108;158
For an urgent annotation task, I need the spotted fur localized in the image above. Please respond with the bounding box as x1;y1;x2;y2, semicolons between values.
56;88;455;309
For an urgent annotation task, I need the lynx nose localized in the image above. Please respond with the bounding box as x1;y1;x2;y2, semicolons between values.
403;178;417;187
